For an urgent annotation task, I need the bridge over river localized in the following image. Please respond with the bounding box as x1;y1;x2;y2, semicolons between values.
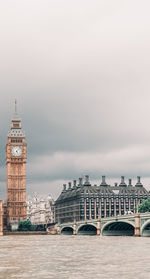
59;213;150;236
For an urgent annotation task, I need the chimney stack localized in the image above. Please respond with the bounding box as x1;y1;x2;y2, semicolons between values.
100;175;107;186
68;182;71;189
136;176;142;187
73;180;77;188
119;176;127;187
78;178;83;186
128;178;132;186
84;175;91;185
63;184;66;191
137;176;140;183
102;176;106;184
121;176;124;184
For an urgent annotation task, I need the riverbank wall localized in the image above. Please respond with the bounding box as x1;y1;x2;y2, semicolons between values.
3;231;47;235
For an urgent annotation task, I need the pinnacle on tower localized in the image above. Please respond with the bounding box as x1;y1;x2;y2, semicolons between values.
10;99;22;131
15;99;17;114
12;99;21;121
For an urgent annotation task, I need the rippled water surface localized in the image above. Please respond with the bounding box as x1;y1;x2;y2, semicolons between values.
0;235;150;279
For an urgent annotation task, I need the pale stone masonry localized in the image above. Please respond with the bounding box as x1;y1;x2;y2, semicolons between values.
27;194;55;226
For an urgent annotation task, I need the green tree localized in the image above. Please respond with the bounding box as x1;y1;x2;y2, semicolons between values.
18;220;36;231
138;198;150;213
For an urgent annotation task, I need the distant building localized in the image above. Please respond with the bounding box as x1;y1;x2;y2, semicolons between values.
27;194;55;226
55;175;149;224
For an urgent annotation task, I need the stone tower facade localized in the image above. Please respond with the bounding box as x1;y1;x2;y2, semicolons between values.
6;101;27;228
0;201;3;235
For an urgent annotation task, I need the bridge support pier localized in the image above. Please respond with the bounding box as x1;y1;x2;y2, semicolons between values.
73;222;77;235
97;219;101;236
134;214;140;237
57;223;61;235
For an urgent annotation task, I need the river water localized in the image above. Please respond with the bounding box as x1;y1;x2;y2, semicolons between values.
0;235;150;279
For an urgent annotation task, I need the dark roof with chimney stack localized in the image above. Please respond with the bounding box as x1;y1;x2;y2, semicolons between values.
55;175;149;204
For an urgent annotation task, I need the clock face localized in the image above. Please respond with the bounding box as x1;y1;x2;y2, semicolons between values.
11;146;22;157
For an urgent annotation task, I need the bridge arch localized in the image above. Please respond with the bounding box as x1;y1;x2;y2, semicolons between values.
77;224;97;235
61;226;73;235
141;220;150;236
102;221;135;236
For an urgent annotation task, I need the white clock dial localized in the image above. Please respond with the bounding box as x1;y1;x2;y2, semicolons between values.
11;146;22;157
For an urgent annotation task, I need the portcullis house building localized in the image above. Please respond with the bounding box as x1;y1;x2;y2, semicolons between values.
55;175;149;224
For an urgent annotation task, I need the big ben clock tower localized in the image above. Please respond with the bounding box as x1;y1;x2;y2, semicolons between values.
6;100;27;228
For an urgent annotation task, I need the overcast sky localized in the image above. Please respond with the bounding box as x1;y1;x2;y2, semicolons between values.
1;0;150;199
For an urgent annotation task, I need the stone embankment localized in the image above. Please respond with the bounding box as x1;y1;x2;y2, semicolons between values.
3;231;47;235
46;227;58;235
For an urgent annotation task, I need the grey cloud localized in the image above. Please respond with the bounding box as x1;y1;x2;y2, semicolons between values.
0;1;150;198
27;143;150;182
